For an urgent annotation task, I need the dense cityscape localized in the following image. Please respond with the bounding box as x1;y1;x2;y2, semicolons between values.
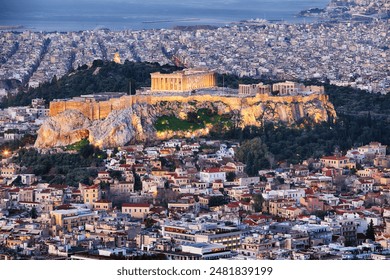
0;0;390;261
0;0;389;96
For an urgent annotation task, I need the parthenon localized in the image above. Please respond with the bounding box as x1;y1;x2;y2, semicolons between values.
150;69;216;92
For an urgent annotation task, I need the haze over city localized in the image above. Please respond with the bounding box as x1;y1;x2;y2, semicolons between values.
1;0;330;30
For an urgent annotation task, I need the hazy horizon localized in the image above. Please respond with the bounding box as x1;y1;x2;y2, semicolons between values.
0;0;330;31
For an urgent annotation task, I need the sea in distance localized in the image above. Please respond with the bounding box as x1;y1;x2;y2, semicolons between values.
0;0;330;32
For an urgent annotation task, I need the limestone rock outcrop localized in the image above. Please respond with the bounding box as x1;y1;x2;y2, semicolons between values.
88;105;157;148
35;110;91;148
35;93;337;148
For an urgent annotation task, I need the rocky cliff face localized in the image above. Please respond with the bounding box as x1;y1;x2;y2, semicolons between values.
36;105;157;148
35;94;336;148
35;110;91;148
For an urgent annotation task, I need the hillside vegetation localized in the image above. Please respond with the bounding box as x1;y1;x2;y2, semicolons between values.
2;60;389;119
1;61;389;176
0;60;181;107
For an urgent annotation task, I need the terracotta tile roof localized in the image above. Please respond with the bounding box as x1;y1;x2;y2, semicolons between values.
122;203;151;208
243;220;258;226
321;156;348;160
227;202;240;208
202;167;222;173
94;199;112;203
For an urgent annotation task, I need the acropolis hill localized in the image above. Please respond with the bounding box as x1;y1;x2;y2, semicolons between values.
35;70;337;148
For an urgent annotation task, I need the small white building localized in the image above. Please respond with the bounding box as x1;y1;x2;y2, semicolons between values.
181;243;231;260
358;142;386;157
122;203;151;219
199;168;226;183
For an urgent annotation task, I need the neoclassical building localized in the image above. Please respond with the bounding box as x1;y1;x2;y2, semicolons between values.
150;69;216;92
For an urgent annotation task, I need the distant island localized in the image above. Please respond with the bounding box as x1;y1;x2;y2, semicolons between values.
298;8;325;17
0;25;24;30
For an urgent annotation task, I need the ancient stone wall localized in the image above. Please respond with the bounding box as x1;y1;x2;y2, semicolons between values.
49;93;330;121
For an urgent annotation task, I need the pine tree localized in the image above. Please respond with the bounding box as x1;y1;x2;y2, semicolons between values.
30;207;38;219
366;219;375;241
252;193;264;212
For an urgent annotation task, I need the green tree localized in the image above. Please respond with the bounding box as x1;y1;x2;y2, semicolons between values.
208;196;228;207
92;59;104;68
156;188;179;208
109;170;124;181
366;219;375;241
186;111;200;124
134;173;142;191
12;148;104;187
30;207;38;219
252;193;264;212
236;137;270;176
12;175;22;186
0;61;182;108
226;172;236;181
20;134;37;146
144;218;155;228
80;143;94;159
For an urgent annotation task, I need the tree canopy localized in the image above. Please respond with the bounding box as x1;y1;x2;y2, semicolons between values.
0;61;181;108
366;219;375;241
